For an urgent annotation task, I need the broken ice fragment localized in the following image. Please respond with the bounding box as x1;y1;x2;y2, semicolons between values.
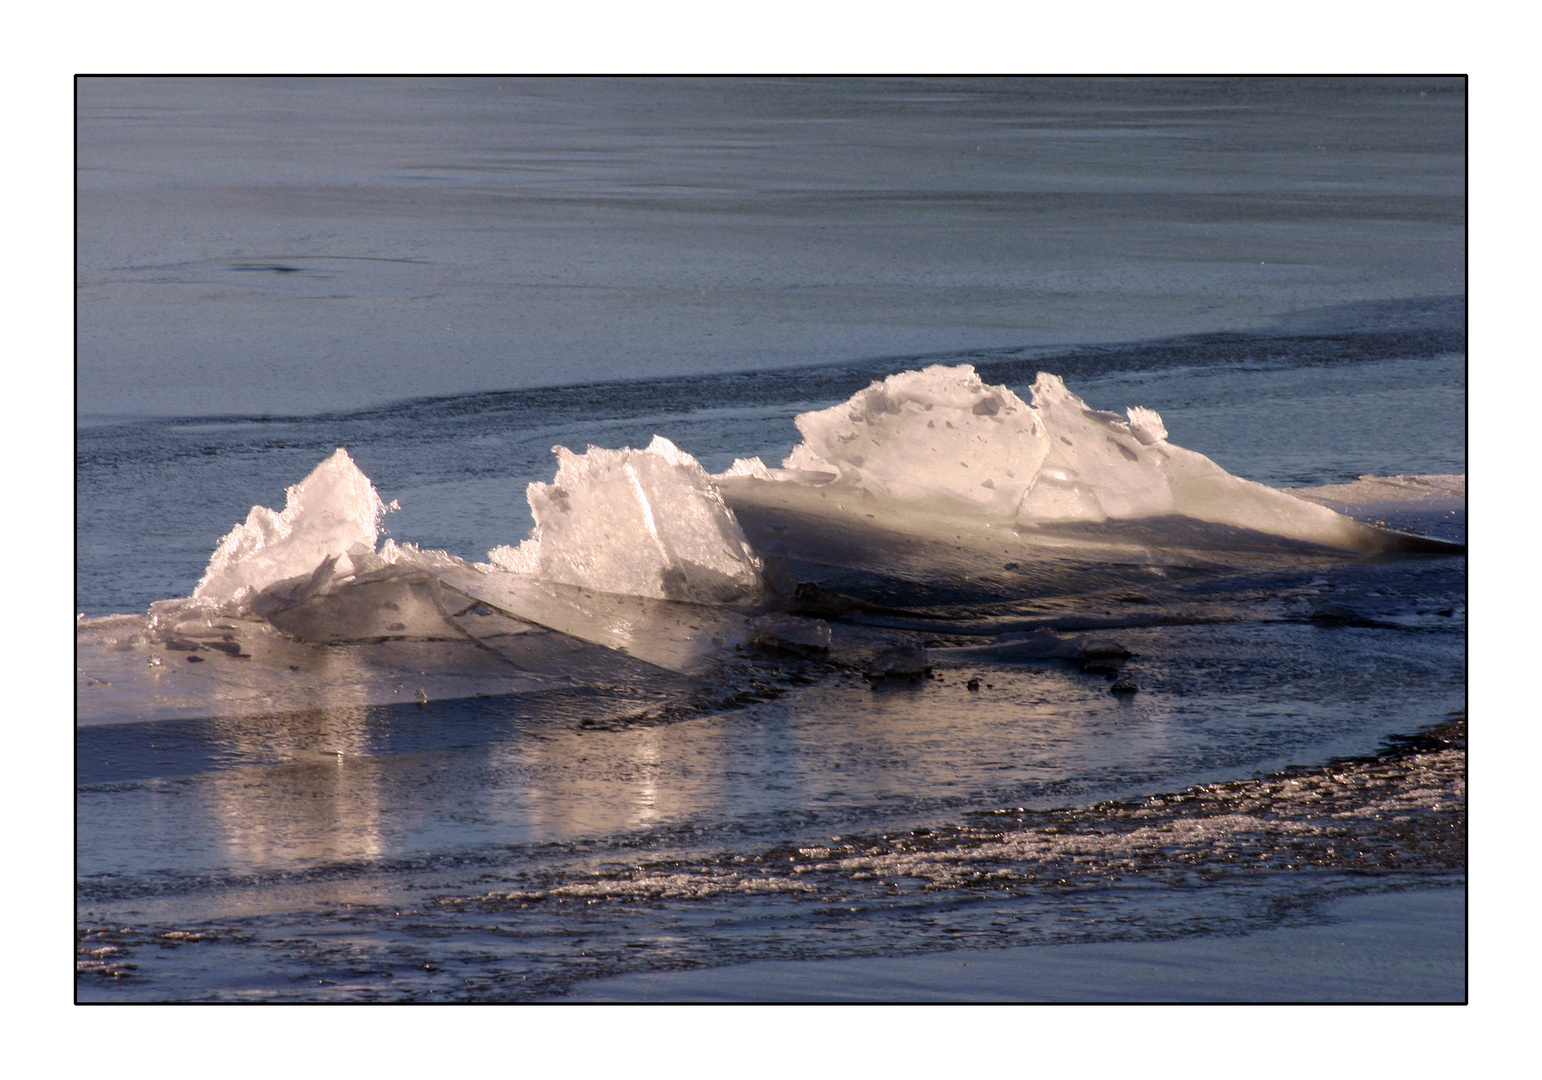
194;449;390;609
488;436;763;604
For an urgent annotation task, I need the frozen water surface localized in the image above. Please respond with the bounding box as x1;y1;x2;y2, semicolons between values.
76;77;1464;1001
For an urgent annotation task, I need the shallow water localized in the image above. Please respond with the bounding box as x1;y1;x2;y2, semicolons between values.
76;77;1465;1002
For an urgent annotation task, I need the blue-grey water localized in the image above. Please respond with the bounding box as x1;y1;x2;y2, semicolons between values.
76;77;1465;1001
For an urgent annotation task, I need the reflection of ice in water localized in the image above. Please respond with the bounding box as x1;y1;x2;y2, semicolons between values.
205;652;385;874
629;728;663;828
487;718;735;842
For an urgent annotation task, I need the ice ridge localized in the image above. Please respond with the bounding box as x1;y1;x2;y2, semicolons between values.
179;367;1455;627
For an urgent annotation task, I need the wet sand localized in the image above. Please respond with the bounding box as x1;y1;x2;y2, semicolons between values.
561;887;1464;1002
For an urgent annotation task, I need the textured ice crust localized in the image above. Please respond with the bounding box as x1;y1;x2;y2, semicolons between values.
737;365;1389;551
193;448;397;608
783;365;1050;518
488;436;763;604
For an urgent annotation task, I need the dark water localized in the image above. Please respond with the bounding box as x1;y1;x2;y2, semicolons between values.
77;76;1464;420
75;77;1465;1002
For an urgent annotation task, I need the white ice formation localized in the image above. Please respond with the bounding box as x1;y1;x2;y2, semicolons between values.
727;364;1395;551
488;436;763;604
184;367;1441;625
193;448;396;608
1016;370;1362;540
782;364;1048;519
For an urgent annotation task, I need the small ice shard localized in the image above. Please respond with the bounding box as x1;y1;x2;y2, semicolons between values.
865;643;930;681
960;630;1067;659
489;436;763;604
1125;405;1168;446
750;613;832;657
723;457;774;480
193;449;392;609
1063;635;1132;662
935;631;1130;664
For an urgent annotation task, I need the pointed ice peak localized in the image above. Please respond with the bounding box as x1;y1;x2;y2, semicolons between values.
193;448;391;608
722;457;774;480
489;437;762;604
1125;406;1168;445
644;434;695;468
